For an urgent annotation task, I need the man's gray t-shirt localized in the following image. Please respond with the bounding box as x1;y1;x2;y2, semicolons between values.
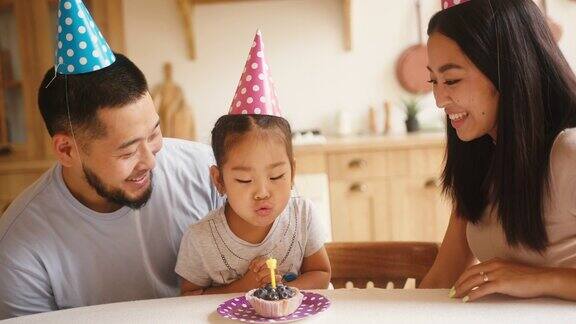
0;138;221;319
175;197;326;287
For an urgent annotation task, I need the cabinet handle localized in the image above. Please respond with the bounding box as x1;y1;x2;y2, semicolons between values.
350;182;368;193
348;158;367;169
424;178;438;188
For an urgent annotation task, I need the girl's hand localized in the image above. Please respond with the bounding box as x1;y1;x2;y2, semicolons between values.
199;257;282;295
247;257;282;287
235;258;262;290
453;258;552;302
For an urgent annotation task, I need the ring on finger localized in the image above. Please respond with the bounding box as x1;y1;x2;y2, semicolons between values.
480;271;489;283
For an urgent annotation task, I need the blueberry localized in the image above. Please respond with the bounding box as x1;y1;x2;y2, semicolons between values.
264;283;274;292
253;288;267;299
279;291;291;299
266;291;279;301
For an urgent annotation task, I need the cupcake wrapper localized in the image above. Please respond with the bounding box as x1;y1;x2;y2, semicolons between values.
246;288;304;318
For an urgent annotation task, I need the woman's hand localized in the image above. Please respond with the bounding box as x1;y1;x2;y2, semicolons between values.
419;210;474;289
452;258;554;302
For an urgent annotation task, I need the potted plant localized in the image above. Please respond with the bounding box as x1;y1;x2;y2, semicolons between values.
402;97;422;133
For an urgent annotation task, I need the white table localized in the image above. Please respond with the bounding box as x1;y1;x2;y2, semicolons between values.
3;289;575;324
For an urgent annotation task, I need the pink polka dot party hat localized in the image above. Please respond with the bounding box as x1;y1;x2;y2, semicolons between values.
229;30;282;117
442;0;470;10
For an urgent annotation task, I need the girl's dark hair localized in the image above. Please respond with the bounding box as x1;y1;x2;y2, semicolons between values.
428;0;576;251
211;114;293;169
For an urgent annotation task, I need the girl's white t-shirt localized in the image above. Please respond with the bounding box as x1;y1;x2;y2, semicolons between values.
175;197;327;287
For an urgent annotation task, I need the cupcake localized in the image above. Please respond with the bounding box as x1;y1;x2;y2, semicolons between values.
246;284;303;318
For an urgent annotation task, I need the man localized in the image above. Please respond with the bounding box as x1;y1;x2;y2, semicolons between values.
0;1;220;319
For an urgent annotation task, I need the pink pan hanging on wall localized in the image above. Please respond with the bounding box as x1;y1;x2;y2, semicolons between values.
396;0;432;94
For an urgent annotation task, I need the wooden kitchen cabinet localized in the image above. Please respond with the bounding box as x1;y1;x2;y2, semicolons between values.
388;176;450;242
295;133;451;243
330;178;392;242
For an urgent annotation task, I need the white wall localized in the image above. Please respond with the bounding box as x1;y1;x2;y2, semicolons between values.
123;0;576;143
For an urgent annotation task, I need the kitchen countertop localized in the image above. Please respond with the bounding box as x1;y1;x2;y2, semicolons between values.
294;132;446;154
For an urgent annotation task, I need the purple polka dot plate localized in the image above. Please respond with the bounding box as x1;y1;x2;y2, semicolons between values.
217;291;330;323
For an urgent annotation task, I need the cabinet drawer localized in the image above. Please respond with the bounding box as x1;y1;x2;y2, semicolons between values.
295;153;326;174
406;147;446;176
327;147;445;180
327;151;398;180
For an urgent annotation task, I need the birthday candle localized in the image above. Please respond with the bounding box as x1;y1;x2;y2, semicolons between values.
266;258;277;288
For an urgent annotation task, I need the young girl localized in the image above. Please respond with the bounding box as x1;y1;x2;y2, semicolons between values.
175;31;331;295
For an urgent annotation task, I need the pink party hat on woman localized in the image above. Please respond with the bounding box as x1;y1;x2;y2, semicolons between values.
442;0;470;10
229;30;281;116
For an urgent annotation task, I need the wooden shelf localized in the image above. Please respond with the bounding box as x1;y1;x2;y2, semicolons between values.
342;0;351;51
178;0;353;60
0;0;13;13
0;157;54;173
193;0;264;4
3;80;21;89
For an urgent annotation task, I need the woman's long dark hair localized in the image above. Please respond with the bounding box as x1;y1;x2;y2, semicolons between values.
428;0;576;251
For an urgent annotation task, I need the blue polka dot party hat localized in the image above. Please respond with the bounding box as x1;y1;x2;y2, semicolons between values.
55;0;115;74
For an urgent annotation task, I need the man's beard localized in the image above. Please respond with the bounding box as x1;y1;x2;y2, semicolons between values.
83;165;153;210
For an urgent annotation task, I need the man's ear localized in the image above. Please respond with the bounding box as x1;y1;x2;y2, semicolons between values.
52;134;81;168
210;165;225;196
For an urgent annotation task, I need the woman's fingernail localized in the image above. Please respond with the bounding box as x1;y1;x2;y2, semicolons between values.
449;287;456;298
462;296;470;303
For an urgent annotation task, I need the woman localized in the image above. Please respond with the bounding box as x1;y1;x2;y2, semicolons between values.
419;0;576;302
